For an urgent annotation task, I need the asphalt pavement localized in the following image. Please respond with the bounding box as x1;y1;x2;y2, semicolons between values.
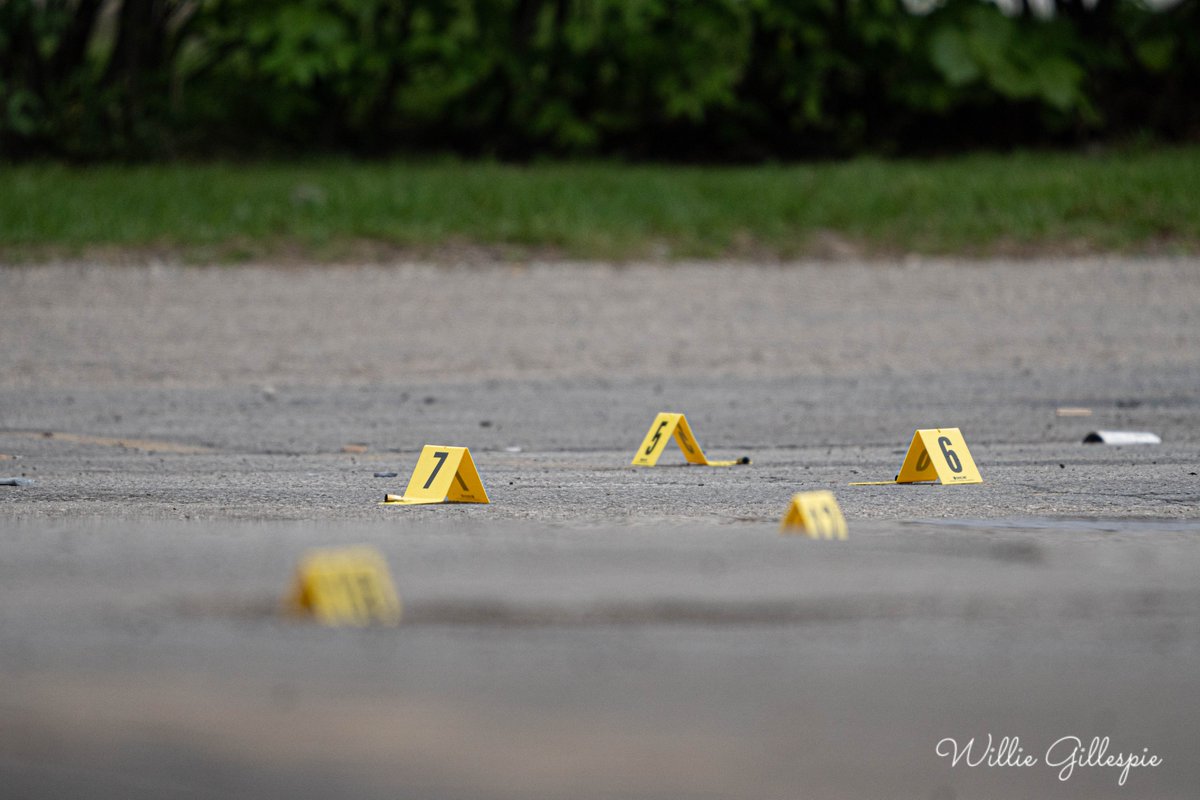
1;257;1198;799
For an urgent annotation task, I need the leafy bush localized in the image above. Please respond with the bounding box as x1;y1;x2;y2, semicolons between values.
1;0;1197;160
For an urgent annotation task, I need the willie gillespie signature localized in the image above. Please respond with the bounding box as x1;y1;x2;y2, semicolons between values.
935;734;1162;786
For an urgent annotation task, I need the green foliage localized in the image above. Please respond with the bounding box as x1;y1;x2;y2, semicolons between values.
1;0;1198;159
928;6;1088;114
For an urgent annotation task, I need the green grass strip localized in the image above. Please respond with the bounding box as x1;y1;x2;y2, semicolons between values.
2;147;1198;261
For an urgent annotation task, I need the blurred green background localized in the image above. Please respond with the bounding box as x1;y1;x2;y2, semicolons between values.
3;0;1197;161
2;0;1198;259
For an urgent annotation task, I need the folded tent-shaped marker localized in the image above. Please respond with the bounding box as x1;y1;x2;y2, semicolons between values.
288;546;402;626
631;412;750;467
780;491;848;539
850;428;981;485
382;445;490;505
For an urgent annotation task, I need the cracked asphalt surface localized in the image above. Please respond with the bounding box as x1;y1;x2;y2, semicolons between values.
1;257;1198;799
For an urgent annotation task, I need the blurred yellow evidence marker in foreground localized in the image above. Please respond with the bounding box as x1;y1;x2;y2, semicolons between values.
850;427;982;486
289;546;402;626
631;412;750;467
382;445;490;505
780;491;848;539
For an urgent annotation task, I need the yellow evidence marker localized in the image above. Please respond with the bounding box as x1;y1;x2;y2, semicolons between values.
850;427;982;486
289;546;402;626
382;445;490;505
631;412;749;467
780;491;848;539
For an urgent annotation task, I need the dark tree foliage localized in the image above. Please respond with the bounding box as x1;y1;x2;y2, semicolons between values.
1;0;1197;160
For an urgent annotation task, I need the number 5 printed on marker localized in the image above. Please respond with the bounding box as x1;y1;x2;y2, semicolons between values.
645;421;668;455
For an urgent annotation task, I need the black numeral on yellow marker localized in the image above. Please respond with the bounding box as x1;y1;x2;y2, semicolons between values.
938;436;963;473
424;451;449;488
645;421;668;455
879;428;981;486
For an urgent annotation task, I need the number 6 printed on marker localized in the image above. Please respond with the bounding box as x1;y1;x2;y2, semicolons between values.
937;436;963;473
